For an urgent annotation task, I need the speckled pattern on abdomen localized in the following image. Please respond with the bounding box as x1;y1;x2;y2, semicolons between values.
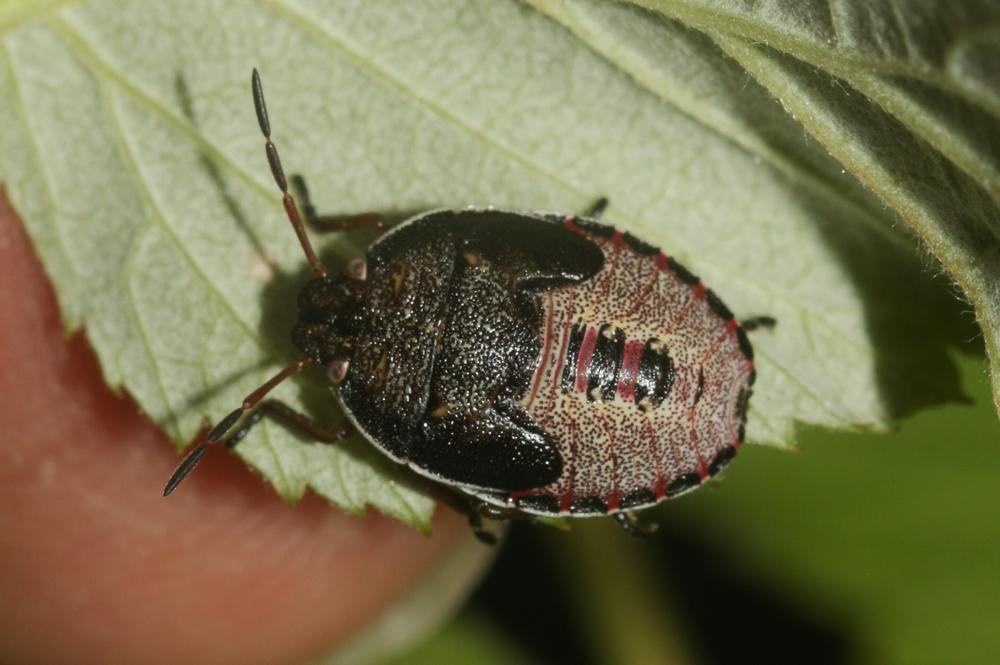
476;217;755;516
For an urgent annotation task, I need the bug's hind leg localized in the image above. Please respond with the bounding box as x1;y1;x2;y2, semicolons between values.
429;489;507;545
614;511;660;540
223;399;351;449
583;197;609;220
291;175;386;236
423;483;539;545
741;316;777;332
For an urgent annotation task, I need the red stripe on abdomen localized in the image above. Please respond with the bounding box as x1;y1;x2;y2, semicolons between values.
617;339;645;401
574;326;599;394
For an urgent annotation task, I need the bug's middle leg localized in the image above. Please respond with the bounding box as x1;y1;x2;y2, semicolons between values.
224;399;351;449
291;175;385;236
614;510;660;540
427;488;503;545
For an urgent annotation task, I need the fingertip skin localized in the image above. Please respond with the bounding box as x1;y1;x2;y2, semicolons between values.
0;192;467;665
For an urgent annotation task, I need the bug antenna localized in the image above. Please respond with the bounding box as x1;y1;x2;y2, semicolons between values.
163;444;209;496
162;356;315;496
251;68;326;277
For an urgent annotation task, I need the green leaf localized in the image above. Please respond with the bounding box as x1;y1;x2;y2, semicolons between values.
614;0;1000;415
0;0;972;525
625;0;1000;117
0;0;79;32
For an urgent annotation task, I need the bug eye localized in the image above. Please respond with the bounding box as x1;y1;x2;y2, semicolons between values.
327;359;350;384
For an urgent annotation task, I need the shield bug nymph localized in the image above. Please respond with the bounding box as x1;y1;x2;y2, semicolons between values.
164;69;774;543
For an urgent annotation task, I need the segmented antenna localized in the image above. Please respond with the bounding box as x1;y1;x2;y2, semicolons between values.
163;357;314;496
251;68;326;277
164;70;328;496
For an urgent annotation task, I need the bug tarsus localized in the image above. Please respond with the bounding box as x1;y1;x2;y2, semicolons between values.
466;511;499;546
741;316;777;332
429;488;500;545
585;197;609;220
614;511;659;540
426;486;531;545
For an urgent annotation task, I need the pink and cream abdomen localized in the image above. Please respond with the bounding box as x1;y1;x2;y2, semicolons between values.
482;217;755;516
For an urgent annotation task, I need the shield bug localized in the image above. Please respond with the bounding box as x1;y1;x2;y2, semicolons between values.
164;69;774;542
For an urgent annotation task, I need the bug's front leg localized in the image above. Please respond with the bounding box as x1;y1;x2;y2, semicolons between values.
221;399;351;450
291;175;386;236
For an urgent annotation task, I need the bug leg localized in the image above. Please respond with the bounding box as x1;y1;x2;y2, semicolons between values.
291;175;386;237
428;488;501;545
477;502;525;523
741;316;778;332
223;399;351;449
471;501;543;544
583;197;609;220
466;511;499;546
614;511;660;540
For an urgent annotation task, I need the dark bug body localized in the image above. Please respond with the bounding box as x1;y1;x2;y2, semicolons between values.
333;210;600;491
164;71;761;538
325;209;755;518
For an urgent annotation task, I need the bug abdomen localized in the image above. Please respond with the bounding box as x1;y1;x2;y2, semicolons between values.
491;217;755;516
561;324;676;408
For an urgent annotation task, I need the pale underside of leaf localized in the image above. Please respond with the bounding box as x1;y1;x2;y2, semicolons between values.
624;0;1000;117
714;33;1000;419
0;0;971;525
617;0;1000;198
599;0;1000;418
0;0;80;33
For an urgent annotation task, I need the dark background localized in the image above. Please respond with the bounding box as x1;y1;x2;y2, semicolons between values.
385;351;1000;665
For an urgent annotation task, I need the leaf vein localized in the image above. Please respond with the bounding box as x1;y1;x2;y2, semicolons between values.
267;0;886;373
47;17;283;214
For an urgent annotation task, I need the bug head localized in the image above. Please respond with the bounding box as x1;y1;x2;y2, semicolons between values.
291;265;367;377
